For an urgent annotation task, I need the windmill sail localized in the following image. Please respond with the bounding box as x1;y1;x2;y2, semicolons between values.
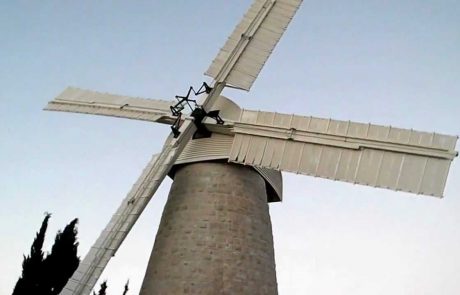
228;110;458;197
56;0;305;293
45;87;175;124
205;0;303;91
42;0;456;292
59;87;229;295
63;154;160;294
61;118;200;295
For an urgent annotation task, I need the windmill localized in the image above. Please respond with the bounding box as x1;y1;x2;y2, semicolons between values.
43;0;458;294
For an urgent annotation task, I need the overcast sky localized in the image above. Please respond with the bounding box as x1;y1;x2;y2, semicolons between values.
1;1;460;294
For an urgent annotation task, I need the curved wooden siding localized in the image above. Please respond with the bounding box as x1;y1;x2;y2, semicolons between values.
254;166;283;202
174;133;282;202
176;133;233;164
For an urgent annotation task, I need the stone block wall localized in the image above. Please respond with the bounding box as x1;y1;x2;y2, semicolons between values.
140;162;277;294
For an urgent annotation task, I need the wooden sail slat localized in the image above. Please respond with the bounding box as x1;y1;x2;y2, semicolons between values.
205;0;303;90
227;110;457;197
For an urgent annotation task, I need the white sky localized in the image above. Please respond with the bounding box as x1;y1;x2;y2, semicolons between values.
1;1;460;294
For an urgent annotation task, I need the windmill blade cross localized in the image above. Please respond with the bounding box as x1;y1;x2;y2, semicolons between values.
56;0;304;293
39;0;459;293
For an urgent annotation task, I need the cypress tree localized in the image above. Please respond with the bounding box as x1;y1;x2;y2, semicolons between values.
43;218;80;294
13;213;51;295
93;281;107;295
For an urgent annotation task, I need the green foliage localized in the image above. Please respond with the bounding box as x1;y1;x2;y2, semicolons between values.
14;215;129;295
12;214;80;295
12;213;51;295
93;281;107;295
92;280;130;295
43;218;80;294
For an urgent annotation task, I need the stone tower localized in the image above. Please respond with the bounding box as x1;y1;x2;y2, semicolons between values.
140;162;278;294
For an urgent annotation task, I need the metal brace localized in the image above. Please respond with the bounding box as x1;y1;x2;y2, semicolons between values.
170;82;224;139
